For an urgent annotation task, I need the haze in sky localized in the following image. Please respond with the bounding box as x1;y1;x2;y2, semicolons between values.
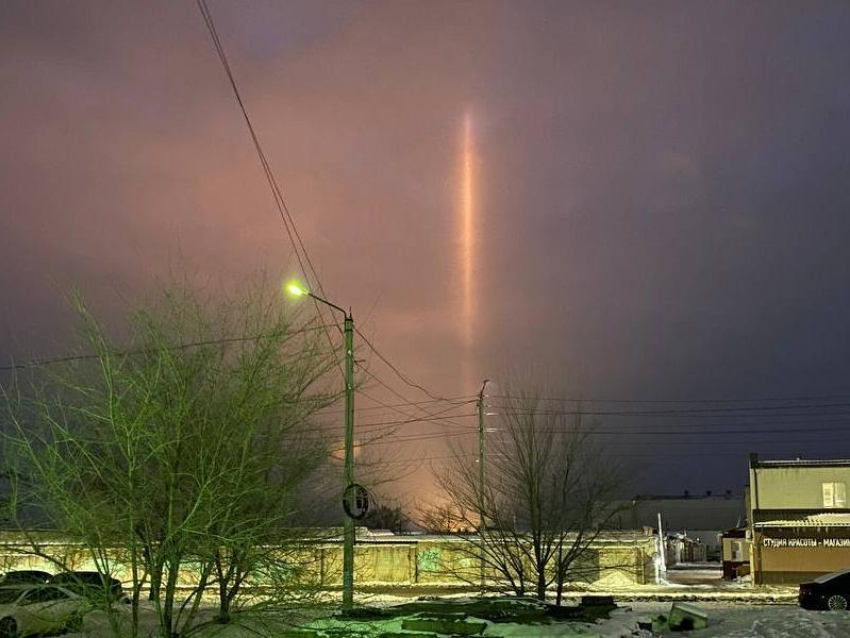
2;1;850;499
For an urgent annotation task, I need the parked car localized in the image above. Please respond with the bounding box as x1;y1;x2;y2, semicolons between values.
799;569;850;610
0;585;87;638
48;573;123;603
0;574;51;587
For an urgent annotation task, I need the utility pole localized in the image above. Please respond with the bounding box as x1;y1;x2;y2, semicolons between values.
477;379;489;589
657;512;667;581
477;379;489;519
342;311;355;609
284;282;356;609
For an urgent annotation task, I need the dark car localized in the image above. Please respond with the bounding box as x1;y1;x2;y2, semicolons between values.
0;572;52;586
49;572;124;603
799;569;850;610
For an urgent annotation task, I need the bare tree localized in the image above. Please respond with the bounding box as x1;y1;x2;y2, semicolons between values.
436;388;626;603
419;503;472;535
362;503;406;534
2;279;342;638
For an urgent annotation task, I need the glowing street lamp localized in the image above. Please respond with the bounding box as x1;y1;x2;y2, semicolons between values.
285;280;356;609
286;282;308;297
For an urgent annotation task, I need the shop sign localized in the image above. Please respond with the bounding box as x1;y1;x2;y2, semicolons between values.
762;537;850;548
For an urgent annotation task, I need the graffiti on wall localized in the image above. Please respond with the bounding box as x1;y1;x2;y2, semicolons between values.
417;548;441;573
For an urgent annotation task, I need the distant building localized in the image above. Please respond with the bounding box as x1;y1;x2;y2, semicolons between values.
748;454;850;585
619;491;745;562
720;527;749;580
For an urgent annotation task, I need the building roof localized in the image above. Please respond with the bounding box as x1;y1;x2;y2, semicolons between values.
751;456;850;469
618;496;745;531
755;513;850;528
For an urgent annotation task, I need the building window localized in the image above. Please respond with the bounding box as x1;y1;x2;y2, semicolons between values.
823;482;847;508
731;540;745;562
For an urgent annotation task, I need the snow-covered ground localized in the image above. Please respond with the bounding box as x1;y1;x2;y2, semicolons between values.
470;605;850;637
74;601;850;638
664;565;725;587
295;604;850;637
622;603;850;638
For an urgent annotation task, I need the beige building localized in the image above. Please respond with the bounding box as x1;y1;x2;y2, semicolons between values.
748;454;850;585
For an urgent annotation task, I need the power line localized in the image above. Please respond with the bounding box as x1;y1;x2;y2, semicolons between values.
356;406;477;430
601;436;850;446
490;393;850;405
200;0;463;414
486;403;850;417
303;405;476;444
197;0;459;418
355;390;441;429
377;448;812;465
359;424;848;447
195;0;344;378
358;368;474;429
358;413;850;447
505;414;850;430
196;0;314;292
475;413;850;432
319;395;474;416
355;328;452;402
326;428;471;455
486;430;850;444
0;325;334;372
587;423;850;436
301;395;850;446
369;428;478;445
311;408;477;439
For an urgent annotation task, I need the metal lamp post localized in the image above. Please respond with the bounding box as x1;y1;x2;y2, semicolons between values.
286;282;356;609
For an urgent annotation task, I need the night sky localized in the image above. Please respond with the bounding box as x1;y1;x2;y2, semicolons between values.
2;1;850;503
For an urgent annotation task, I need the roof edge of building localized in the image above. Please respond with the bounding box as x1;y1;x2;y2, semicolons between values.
755;459;850;468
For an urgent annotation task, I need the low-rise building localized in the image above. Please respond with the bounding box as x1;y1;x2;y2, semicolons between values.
748;454;850;585
720;527;749;580
621;491;744;562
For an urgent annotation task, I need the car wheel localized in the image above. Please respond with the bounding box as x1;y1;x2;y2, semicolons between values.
0;617;17;638
828;594;849;610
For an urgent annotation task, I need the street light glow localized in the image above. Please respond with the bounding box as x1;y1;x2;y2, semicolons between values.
286;281;308;297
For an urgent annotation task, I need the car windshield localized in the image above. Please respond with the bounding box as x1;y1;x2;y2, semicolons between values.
814;569;850;584
0;589;22;604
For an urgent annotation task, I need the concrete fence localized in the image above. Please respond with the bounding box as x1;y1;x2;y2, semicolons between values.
0;529;658;591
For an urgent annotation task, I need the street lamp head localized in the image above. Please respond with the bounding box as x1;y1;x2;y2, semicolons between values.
285;281;309;298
